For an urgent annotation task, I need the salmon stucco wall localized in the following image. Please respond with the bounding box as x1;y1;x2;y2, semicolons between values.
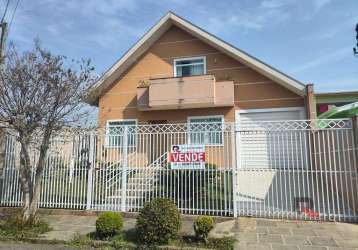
98;25;304;126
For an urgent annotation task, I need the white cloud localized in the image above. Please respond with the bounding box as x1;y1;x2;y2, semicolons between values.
260;0;296;9
8;0;147;51
291;47;349;73
316;79;358;92
302;0;332;20
313;0;332;11
206;2;292;32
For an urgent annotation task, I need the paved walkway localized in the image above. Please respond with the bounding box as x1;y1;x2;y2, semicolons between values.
39;214;358;249
235;217;358;250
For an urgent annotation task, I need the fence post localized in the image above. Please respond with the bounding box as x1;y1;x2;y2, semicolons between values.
121;126;128;212
0;128;5;204
86;133;95;210
231;124;238;217
353;116;358;166
352;116;358;216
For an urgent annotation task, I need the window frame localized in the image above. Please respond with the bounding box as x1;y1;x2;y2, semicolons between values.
105;119;138;148
187;115;224;146
173;56;206;77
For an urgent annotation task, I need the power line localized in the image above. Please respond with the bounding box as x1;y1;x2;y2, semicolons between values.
1;0;10;24
8;0;20;30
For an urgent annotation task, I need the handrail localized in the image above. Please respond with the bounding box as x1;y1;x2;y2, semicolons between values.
105;151;168;191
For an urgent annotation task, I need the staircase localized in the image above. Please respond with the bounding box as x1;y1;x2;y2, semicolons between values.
104;152;168;211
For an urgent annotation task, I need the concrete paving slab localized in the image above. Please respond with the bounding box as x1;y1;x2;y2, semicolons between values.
256;226;268;234
271;243;299;250
238;232;258;243
269;227;293;235
328;247;356;250
298;246;327;250
246;242;271;250
256;219;278;227
291;228;318;236
313;229;344;239
309;236;338;247
259;234;284;244
283;235;310;245
335;239;358;248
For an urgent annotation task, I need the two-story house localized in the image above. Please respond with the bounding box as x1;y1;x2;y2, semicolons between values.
86;12;313;134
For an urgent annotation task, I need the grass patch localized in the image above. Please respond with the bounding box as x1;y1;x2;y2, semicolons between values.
0;218;51;240
177;235;236;250
206;237;236;250
68;233;94;249
69;232;136;249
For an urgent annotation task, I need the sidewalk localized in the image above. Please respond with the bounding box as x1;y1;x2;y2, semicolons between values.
235;217;358;250
39;214;358;249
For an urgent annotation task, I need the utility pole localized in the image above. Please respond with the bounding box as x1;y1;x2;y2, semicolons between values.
0;22;8;62
0;22;6;178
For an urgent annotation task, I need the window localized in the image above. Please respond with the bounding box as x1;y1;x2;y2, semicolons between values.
188;116;224;145
174;57;206;77
106;120;137;147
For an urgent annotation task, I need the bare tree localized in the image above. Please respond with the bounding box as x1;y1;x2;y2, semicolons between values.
0;41;96;223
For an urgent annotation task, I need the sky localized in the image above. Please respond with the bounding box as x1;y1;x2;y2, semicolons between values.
2;0;358;94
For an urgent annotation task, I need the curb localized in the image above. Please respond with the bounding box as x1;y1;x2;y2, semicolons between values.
0;235;67;245
0;207;234;222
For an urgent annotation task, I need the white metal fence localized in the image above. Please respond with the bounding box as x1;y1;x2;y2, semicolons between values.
236;119;358;222
0;119;357;222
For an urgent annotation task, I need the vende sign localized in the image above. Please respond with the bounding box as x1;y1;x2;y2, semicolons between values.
169;144;205;170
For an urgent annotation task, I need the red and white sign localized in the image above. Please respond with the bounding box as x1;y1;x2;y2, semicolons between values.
169;144;205;170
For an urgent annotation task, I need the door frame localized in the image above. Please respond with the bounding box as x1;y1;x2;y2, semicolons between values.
235;107;306;123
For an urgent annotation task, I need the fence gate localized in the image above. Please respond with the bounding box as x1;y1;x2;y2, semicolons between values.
235;119;358;222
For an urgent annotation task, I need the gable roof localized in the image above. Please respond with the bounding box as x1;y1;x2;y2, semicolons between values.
86;11;306;105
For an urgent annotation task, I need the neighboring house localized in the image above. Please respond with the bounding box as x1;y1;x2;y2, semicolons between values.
315;90;358;116
86;12;315;133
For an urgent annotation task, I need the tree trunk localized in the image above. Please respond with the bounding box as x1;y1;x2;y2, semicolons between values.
21;188;32;223
28;174;43;220
18;138;35;224
19;175;42;224
18;130;51;224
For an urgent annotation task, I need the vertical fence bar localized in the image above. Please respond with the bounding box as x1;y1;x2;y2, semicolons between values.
86;133;95;210
351;116;358;219
231;124;238;217
121;126;128;212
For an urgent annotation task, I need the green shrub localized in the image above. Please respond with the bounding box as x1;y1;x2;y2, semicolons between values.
136;198;181;245
205;163;217;169
194;216;214;242
156;163;233;216
96;211;123;239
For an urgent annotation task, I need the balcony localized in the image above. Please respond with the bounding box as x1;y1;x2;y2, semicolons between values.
137;75;234;111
